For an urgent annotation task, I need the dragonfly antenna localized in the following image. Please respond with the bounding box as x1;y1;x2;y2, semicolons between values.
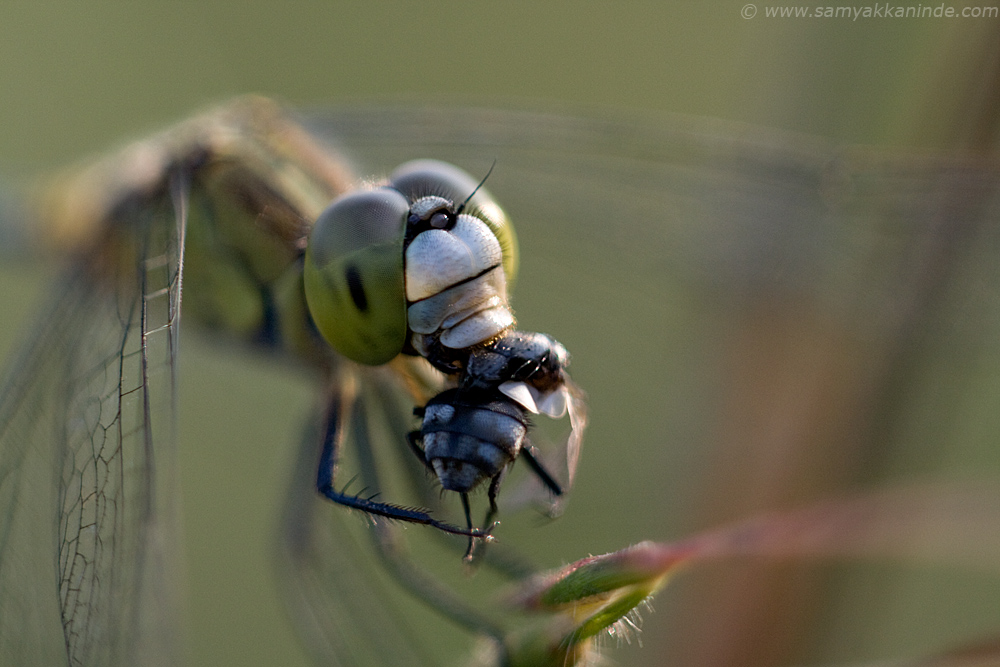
456;159;497;214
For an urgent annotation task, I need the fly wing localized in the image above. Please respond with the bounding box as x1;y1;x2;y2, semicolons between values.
0;182;185;666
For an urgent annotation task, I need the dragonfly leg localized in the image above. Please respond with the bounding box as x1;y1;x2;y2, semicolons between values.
315;394;491;539
520;441;564;496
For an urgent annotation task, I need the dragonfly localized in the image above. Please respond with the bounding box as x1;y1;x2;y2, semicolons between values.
0;97;588;666
1;98;999;667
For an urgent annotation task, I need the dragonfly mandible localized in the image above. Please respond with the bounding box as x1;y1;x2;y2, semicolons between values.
0;97;586;666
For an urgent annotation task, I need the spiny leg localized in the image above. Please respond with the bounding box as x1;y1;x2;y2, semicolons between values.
316;382;490;539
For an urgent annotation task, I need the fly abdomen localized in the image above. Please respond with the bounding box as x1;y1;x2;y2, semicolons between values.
420;389;528;492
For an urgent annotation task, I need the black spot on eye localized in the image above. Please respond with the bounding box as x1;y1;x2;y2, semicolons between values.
345;264;368;312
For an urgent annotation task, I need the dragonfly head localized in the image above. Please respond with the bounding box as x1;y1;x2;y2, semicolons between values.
304;160;520;367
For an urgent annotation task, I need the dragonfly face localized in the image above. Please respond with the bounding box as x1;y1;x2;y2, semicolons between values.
304;159;519;367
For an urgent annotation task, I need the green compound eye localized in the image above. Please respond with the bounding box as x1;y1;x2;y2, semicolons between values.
304;161;520;367
304;188;409;366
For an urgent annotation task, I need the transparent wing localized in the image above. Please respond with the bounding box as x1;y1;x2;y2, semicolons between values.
5;102;999;667
287;106;1000;667
0;98;348;666
0;182;184;665
279;366;430;667
279;357;524;666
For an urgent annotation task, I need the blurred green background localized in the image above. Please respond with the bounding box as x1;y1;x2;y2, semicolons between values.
1;2;999;667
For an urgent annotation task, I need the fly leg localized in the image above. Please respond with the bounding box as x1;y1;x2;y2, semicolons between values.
467;442;564;565
520;441;567;517
462;471;506;566
484;470;504;530
406;430;435;471
461;464;516;566
461;493;477;561
521;441;564;495
410;430;494;561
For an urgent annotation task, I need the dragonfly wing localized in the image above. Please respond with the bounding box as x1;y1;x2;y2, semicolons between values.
277;367;432;667
278;359;514;666
0;98;382;667
0;186;185;666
